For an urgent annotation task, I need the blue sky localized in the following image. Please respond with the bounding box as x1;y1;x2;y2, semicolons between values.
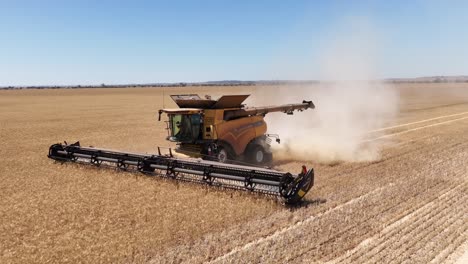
1;0;467;85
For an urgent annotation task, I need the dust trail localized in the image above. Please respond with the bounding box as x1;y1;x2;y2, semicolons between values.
252;20;399;163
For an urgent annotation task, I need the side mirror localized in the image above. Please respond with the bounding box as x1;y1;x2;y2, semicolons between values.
158;110;163;121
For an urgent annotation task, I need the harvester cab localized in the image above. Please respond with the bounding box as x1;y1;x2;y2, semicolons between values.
161;108;203;143
158;94;315;166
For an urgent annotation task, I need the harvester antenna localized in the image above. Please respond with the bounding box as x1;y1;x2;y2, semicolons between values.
162;86;166;108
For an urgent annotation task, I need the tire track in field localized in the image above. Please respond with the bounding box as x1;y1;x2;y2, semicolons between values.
340;186;464;263
347;180;467;264
410;215;467;264
403;102;468;114
322;113;468;183
211;176;434;264
387;200;467;264
301;184;447;263
381;172;467;264
207;139;467;263
312;136;463;201
206;184;390;263
406;181;467;264
293;172;465;264
368;111;468;133
431;230;468;264
336;180;466;263
364;115;468;142
210;148;466;263
343;162;467;262
236;146;467;263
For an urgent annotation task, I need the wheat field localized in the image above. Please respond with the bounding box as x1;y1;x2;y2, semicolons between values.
1;83;467;263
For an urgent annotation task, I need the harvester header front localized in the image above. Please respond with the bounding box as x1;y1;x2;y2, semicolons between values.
48;142;315;205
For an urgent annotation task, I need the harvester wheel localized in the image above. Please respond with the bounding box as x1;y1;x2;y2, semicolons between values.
249;145;269;165
217;147;229;163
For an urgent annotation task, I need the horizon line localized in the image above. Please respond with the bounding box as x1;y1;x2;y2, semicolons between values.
1;75;468;88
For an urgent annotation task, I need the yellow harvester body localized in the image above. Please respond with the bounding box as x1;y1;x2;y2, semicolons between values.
158;94;314;165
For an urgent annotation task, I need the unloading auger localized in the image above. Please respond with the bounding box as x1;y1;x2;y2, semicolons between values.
48;142;314;205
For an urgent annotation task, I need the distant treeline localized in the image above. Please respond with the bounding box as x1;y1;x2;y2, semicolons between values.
0;82;253;90
387;78;468;83
1;78;468;90
0;80;316;90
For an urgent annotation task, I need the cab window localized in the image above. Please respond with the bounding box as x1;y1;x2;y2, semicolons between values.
169;114;202;142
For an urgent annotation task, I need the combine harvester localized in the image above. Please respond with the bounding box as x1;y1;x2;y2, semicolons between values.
159;94;315;165
48;94;315;205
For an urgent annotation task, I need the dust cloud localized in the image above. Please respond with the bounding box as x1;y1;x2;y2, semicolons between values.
253;21;400;163
259;81;398;164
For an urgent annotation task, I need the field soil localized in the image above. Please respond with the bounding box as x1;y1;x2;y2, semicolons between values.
0;83;467;263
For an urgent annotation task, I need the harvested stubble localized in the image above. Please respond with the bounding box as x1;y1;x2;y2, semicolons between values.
1;83;468;263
